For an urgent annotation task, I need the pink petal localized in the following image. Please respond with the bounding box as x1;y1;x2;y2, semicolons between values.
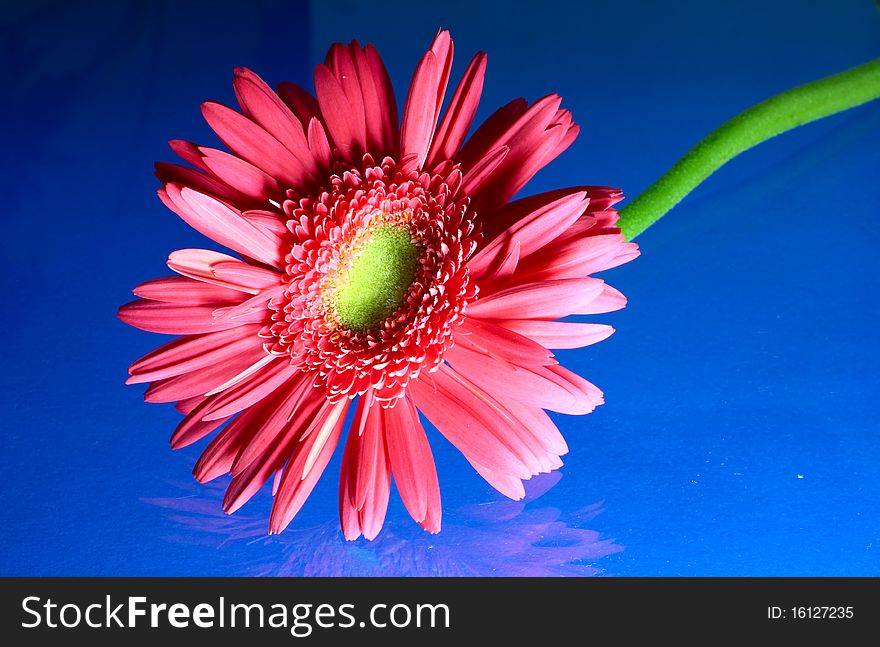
578;283;628;314
232;67;318;179
408;367;530;478
339;392;392;540
466;278;607;320
399;30;453;169
444;342;593;415
314;63;364;162
223;382;326;514
117;299;247;335
210;285;285;325
516;233;640;281
162;185;284;267
323;44;368;155
276;82;320;124
468;190;589;278
193;402;267;483
364;44;399;152
174;396;204;415
231;376;323;477
197;146;283;202
396;153;421;177
426;51;487;169
200;101;310;189
496;320;616;349
269;399;349;534
475;119;569;215
339;485;362;541
357;449;392;540
494;395;568;456
383;397;441;530
420;367;568;501
240;210;289;237
170;397;231;449
456;98;527;169
200;357;299;421
131;276;242;305
473;238;520;286
306;117;332;170
480;186;614;241
211;260;283;292
144;343;269;403
459;95;578;214
155;160;254;207
459;145;509;196
348;41;396;156
470;462;526;500
350;392;381;510
431;365;550;473
540;363;605;410
455;317;553;365
168;139;210;171
223;423;297;514
428;30;454;117
458;94;559;170
167;248;280;294
399;51;438;169
127;324;262;384
345;43;382;154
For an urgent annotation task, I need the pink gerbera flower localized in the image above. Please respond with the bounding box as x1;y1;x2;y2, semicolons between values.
119;31;639;540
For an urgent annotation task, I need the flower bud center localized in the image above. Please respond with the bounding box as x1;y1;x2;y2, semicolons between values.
334;225;419;331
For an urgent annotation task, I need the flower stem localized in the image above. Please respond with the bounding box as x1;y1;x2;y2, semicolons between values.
618;58;880;241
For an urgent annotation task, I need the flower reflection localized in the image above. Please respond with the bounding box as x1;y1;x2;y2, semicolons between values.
145;471;623;576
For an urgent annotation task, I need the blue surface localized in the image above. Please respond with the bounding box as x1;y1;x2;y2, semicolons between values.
1;0;878;576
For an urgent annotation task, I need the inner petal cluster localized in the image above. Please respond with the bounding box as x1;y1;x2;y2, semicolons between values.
266;155;479;405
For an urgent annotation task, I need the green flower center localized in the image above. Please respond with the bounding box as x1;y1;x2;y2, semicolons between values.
333;225;420;331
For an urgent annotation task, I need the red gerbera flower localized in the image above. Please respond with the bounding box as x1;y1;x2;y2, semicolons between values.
119;30;639;539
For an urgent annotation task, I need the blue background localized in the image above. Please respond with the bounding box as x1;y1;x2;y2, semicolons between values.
1;0;878;576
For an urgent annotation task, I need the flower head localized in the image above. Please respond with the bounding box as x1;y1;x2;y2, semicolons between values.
119;31;639;539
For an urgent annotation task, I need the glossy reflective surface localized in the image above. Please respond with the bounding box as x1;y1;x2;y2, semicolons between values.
1;0;878;575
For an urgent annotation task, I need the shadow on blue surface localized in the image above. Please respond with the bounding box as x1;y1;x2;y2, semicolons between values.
146;469;622;576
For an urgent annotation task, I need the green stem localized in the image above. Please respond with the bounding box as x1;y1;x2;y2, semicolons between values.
618;58;880;241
